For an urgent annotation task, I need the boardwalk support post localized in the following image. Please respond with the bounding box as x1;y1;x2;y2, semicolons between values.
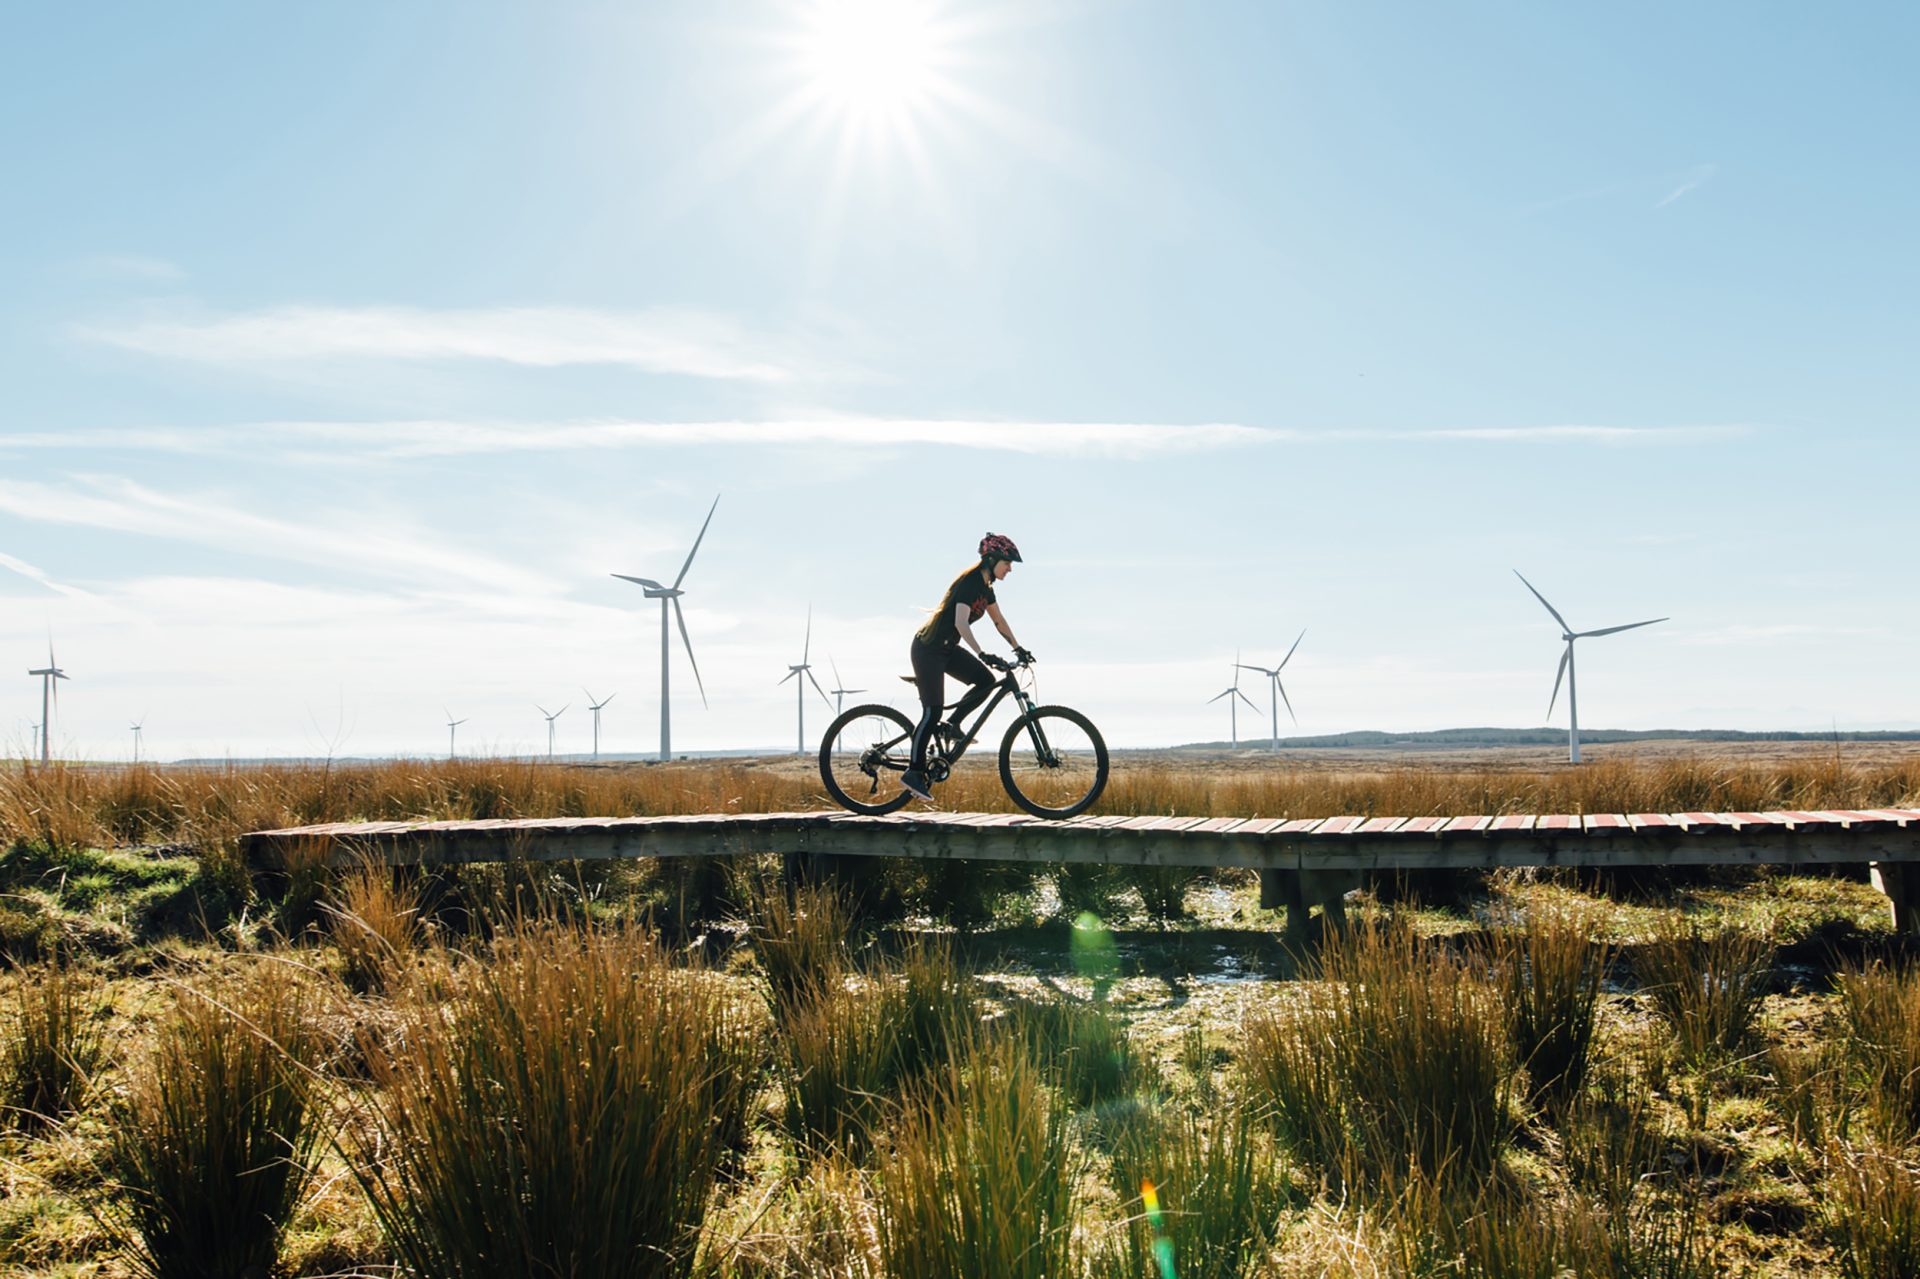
1259;864;1363;945
1871;862;1920;934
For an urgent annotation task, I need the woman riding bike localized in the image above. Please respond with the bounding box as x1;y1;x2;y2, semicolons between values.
901;532;1034;802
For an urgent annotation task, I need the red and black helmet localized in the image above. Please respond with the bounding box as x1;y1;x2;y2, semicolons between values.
978;532;1022;563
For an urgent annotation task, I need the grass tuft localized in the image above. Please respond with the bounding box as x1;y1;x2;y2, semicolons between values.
1636;917;1775;1063
1490;898;1611;1107
875;1035;1078;1279
349;919;766;1279
1240;919;1511;1189
322;866;423;993
96;961;325;1279
1;956;105;1130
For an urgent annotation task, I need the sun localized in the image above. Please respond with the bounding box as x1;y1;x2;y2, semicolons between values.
790;0;958;132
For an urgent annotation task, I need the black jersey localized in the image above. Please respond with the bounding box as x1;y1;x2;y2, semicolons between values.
915;566;996;647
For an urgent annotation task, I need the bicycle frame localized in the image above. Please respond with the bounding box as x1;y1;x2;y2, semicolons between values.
864;663;1057;781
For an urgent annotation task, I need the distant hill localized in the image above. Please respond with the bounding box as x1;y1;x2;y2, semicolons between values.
1174;727;1920;750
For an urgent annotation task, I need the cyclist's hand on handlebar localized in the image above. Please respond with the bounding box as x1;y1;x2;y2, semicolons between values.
981;652;1010;672
1013;646;1035;666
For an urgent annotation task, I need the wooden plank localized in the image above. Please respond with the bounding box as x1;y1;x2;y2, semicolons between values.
1677;812;1735;828
1229;818;1292;837
1395;816;1449;834
1441;815;1492;833
1583;814;1631;832
1314;816;1368;835
1727;811;1793;827
1536;815;1579;831
1184;817;1251;834
1490;815;1536;832
1276;819;1325;834
1628;813;1680;830
1356;817;1408;834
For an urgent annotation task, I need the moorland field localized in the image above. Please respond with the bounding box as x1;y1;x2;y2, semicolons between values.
3;744;1920;1278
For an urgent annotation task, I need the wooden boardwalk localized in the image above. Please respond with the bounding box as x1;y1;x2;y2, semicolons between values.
243;807;1920;935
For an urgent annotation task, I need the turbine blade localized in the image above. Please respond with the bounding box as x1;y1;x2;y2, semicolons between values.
779;670;797;685
1278;679;1297;724
557;704;569;716
1547;644;1571;720
807;667;832;707
537;705;551;718
673;597;708;708
1578;617;1669;638
803;604;812;664
602;693;615;707
673;493;721;590
1513;570;1572;631
1236;689;1262;713
1207;689;1232;704
1279;626;1306;670
613;574;666;591
1234;664;1271;675
830;655;844;688
583;688;598;706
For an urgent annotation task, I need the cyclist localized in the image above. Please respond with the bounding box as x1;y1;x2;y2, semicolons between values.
901;532;1035;802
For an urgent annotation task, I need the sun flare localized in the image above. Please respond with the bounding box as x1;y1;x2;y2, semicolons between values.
793;0;954;127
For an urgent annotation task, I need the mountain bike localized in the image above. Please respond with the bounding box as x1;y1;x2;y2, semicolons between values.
818;655;1108;819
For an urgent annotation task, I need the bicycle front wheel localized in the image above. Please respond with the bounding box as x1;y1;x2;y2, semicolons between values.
999;705;1109;819
819;703;917;815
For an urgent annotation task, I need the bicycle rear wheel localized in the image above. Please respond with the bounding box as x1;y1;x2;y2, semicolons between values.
819;703;917;815
999;705;1108;819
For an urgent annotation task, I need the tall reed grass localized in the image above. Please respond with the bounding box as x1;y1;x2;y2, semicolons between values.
97;961;324;1279
1827;1141;1920;1279
1834;959;1920;1140
1103;1100;1290;1279
1;957;104;1129
1241;921;1511;1189
1636;918;1775;1063
875;1036;1078;1279
349;920;766;1279
1491;899;1611;1106
322;865;424;993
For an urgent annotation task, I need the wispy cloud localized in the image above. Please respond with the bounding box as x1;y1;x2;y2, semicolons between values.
0;418;1753;460
0;550;93;599
1656;164;1717;209
72;304;850;382
0;475;553;595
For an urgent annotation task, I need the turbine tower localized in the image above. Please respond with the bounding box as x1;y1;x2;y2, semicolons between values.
827;657;865;718
613;494;718;762
1237;628;1306;751
1206;651;1262;749
27;643;68;765
778;606;833;755
445;710;467;760
130;719;145;763
537;703;568;760
583;689;616;759
1514;570;1668;764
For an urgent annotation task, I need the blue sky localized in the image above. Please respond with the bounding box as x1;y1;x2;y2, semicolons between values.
2;1;1915;759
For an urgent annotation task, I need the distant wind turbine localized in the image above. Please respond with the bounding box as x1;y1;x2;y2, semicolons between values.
537;703;568;760
613;494;718;761
1514;570;1668;764
583;689;616;759
778;606;833;755
1237;628;1306;751
826;657;865;754
27;643;68;765
130;719;145;763
445;710;467;760
1206;651;1262;749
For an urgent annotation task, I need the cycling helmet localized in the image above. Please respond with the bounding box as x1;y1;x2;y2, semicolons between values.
979;532;1022;563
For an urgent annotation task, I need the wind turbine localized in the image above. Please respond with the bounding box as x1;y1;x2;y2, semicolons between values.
825;657;865;754
778;606;833;755
130;719;145;763
1514;570;1668;764
537;703;568;760
27;643;68;765
1237;628;1306;751
445;710;467;760
583;689;616;759
613;494;718;762
1206;651;1262;749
